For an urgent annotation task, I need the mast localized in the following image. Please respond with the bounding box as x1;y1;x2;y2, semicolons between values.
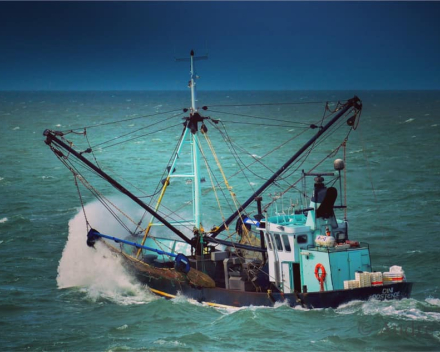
176;50;208;231
190;50;202;230
210;96;362;238
189;50;197;115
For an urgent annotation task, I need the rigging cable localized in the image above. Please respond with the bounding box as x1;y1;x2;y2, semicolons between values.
197;136;231;235
92;116;184;150
83;128;101;169
51;145;137;235
62;108;185;133
206;108;312;127
201;129;248;231
204;100;331;108
52;135;198;237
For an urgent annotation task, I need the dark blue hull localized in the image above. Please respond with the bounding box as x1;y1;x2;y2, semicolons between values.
134;270;413;309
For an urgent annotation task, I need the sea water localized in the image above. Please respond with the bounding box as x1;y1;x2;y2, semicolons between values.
1;90;440;351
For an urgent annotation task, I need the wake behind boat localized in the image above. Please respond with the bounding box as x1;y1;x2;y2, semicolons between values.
44;50;412;309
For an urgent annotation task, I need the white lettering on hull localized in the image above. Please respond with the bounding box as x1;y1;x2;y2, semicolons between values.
371;287;401;300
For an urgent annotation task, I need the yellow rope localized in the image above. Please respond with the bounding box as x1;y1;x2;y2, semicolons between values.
136;177;170;258
196;137;230;236
202;132;245;223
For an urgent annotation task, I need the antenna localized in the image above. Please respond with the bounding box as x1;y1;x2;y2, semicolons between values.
175;50;208;113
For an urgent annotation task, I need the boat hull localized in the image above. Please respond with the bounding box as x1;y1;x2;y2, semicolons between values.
107;245;412;309
132;269;413;309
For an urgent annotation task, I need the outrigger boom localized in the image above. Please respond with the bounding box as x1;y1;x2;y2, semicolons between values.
209;96;362;238
43;129;193;246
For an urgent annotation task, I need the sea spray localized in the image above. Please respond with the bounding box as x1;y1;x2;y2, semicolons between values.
57;198;156;304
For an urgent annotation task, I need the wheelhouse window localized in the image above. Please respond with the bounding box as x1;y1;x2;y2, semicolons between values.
297;234;308;244
282;234;291;252
265;233;273;250
274;234;283;251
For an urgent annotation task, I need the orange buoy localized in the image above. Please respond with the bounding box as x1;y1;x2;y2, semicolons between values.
314;263;326;291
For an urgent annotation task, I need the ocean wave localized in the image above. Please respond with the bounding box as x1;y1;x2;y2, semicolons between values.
335;297;440;323
57;200;156;306
0;217;8;223
360;299;440;322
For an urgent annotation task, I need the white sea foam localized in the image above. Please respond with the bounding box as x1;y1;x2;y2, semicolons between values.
360;299;440;322
154;339;186;347
335;300;364;314
426;298;440;307
0;217;8;223
13;126;20;130
57;199;156;305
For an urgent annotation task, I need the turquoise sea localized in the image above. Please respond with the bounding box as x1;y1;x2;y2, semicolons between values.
1;90;440;351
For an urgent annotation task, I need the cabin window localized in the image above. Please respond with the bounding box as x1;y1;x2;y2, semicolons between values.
274;234;283;251
282;235;291;252
335;231;347;243
265;234;273;250
297;234;308;244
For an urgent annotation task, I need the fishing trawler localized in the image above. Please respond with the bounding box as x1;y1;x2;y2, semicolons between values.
44;50;412;308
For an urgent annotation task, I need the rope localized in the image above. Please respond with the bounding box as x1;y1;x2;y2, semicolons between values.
92;121;183;150
206;108;312;127
84;128;101;169
196;137;229;235
62;108;185;133
51;144;135;234
201;130;248;232
74;174;90;232
263;130;352;212
205;100;329;108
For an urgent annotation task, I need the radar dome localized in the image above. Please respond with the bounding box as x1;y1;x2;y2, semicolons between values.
334;159;345;171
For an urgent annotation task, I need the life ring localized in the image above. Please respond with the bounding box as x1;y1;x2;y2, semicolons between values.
314;263;326;291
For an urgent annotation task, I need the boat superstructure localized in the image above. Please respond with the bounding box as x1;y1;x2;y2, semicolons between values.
43;50;412;308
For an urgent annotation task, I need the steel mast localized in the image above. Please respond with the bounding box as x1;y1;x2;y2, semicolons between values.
177;50;208;232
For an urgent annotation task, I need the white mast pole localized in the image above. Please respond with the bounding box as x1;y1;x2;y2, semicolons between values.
190;50;197;114
189;50;202;230
176;50;207;232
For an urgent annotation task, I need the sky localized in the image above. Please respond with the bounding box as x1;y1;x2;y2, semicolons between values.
0;1;439;91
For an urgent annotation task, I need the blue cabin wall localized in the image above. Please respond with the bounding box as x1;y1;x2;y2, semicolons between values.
300;251;333;292
300;248;372;292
